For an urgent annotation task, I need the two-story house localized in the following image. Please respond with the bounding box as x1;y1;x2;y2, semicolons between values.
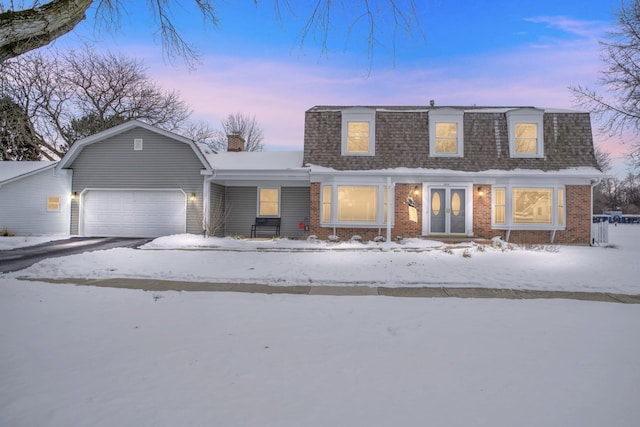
303;105;601;244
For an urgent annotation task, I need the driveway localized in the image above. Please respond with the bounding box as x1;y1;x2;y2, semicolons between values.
0;237;151;273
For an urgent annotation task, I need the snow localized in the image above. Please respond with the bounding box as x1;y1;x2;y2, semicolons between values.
1;224;639;426
199;148;305;170
4;224;638;295
0;161;57;183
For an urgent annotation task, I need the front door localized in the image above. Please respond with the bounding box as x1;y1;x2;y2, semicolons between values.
429;187;467;234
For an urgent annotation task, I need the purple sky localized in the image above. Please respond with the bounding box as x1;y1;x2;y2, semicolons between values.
48;0;629;176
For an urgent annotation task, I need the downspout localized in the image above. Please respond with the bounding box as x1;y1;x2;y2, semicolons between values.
590;177;602;245
386;176;393;243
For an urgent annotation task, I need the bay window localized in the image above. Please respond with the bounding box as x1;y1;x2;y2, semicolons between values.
321;184;390;226
492;185;565;228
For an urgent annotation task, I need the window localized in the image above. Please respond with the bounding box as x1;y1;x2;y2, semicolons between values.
47;196;61;212
506;108;544;158
322;186;332;223
435;123;459;154
557;188;565;226
429;108;464;157
492;185;565;228
134;138;143;150
321;184;391;226
341;108;375;156
494;188;505;225
258;188;279;216
512;188;552;224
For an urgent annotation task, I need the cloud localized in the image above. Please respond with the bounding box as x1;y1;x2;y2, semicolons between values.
524;16;611;40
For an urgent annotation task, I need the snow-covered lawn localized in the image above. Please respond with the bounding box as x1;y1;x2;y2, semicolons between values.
4;224;639;294
1;224;639;426
0;233;69;250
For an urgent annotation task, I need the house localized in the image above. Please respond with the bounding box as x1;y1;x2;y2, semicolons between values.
0;161;71;235
303;106;601;244
3;104;601;245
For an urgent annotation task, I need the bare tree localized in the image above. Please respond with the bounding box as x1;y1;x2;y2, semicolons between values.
571;0;640;165
202;113;265;152
0;1;423;66
1;47;193;158
221;113;265;152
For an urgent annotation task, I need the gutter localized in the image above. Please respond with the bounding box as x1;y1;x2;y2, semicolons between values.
590;177;602;245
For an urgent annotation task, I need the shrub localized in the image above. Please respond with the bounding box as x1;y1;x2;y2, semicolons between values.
1;228;15;237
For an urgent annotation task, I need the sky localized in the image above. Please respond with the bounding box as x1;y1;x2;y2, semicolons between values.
42;0;631;176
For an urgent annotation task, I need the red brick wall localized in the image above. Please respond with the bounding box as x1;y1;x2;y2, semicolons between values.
309;182;592;244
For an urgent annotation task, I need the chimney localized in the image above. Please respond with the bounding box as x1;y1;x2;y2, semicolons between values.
227;133;245;152
429;99;435;107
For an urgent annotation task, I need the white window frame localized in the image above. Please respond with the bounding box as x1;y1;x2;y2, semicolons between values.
257;187;280;217
491;184;566;230
506;108;545;158
47;196;61;212
428;108;464;157
341;107;376;156
320;183;392;227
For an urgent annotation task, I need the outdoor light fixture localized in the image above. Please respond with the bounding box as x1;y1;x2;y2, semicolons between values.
413;185;420;196
190;193;197;201
477;187;484;197
71;191;78;200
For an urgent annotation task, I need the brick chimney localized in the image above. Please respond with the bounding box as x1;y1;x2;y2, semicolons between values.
227;133;245;152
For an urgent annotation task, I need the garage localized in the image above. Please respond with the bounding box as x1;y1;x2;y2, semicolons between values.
82;190;186;237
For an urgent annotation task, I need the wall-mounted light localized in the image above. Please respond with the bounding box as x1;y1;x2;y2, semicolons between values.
477;186;484;197
413;185;420;196
71;191;78;200
190;192;197;201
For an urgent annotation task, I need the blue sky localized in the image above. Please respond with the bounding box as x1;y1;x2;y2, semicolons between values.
49;0;629;175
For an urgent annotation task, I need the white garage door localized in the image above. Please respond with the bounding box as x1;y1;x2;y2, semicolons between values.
82;190;186;237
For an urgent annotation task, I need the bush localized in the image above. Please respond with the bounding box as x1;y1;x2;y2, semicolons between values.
1;228;15;237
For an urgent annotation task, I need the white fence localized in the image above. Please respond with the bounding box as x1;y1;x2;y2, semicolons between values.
591;221;609;245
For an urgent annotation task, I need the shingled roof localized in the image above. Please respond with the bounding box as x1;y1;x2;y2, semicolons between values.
303;106;600;172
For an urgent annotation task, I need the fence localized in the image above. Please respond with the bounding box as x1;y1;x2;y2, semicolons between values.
591;221;609;245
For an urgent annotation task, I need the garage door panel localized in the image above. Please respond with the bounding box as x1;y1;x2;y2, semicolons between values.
83;190;186;237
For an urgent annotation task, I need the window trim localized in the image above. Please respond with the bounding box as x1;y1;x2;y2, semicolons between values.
491;184;566;230
506;108;545;158
320;183;393;227
428;108;464;158
257;187;280;217
341;107;376;156
47;196;61;212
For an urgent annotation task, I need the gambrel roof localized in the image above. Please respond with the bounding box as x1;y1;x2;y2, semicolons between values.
303;106;600;173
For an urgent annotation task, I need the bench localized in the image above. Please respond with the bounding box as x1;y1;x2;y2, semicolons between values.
250;217;281;238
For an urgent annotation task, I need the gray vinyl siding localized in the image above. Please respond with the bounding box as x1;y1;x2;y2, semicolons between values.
224;187;257;237
68;128;206;235
0;168;71;235
222;186;310;238
280;187;310;237
209;183;226;237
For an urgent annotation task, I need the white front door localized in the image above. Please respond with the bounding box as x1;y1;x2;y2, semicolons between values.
82;189;186;237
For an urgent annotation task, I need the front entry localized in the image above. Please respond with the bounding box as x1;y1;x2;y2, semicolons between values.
427;187;467;234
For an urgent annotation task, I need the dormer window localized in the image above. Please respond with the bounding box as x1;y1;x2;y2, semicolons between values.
342;107;375;156
429;108;464;157
507;108;544;158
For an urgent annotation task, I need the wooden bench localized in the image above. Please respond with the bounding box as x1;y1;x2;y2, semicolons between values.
250;217;281;238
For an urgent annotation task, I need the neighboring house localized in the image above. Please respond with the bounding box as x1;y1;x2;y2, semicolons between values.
0;161;71;235
303;106;602;244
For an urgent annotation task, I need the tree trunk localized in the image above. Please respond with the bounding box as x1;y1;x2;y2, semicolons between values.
0;0;93;61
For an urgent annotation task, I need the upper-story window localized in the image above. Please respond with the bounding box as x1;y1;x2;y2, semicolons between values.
506;108;545;158
429;108;464;157
341;107;375;156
